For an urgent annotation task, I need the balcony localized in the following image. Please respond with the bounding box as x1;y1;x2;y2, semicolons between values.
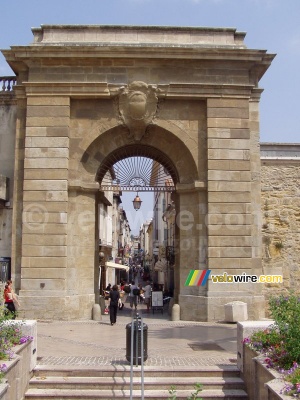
0;76;16;92
0;76;16;106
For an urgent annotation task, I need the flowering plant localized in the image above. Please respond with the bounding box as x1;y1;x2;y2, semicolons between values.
280;362;300;397
0;321;33;360
243;327;282;353
0;299;33;383
0;363;7;383
243;292;300;397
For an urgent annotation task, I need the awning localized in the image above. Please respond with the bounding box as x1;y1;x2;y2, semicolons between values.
105;261;129;272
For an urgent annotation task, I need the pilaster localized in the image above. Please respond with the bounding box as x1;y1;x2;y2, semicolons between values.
205;97;264;320
18;95;70;318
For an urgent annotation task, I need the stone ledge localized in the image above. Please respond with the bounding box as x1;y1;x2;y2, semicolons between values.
0;383;8;400
266;379;291;400
237;320;274;372
238;320;290;400
0;320;37;400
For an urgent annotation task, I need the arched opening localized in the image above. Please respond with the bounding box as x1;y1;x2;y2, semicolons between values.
77;121;203;317
96;144;179;191
95;143;180;301
80;123;199;186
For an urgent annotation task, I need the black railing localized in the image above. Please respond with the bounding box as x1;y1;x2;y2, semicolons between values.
0;76;16;92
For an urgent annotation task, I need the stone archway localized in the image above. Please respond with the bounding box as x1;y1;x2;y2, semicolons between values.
4;25;275;320
80;125;202;309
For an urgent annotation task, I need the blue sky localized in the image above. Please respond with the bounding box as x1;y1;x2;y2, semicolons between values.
1;0;299;233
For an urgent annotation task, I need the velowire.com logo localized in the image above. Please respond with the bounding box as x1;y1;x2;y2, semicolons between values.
184;270;283;285
184;270;211;286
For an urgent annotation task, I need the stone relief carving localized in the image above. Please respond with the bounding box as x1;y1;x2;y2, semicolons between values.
116;81;159;141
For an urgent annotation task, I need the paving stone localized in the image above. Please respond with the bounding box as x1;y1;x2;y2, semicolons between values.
36;309;238;368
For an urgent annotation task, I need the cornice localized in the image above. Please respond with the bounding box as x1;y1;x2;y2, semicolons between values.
4;44;273;61
2;45;275;85
68;181;99;193
261;158;300;165
22;81;257;99
260;142;300;164
176;181;207;193
23;82;111;97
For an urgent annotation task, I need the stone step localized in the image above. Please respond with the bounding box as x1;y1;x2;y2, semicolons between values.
34;364;241;378
25;388;248;399
26;364;248;400
28;375;246;391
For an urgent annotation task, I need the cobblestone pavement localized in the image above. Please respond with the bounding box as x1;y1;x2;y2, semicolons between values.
37;302;238;367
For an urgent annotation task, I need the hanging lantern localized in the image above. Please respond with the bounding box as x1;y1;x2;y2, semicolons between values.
132;193;142;211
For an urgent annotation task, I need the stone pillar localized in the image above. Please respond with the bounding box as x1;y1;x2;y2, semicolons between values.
66;189;96;319
249;94;263;273
10;85;26;292
18;96;70;319
248;94;265;319
177;188;208;321
205;97;264;321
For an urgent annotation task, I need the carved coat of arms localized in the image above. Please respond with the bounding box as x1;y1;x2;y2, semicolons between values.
118;81;159;141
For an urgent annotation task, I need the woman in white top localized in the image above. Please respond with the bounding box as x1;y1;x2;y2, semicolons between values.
143;281;152;312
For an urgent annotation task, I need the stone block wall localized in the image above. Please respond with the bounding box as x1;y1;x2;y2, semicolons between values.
261;162;300;304
0;99;16;258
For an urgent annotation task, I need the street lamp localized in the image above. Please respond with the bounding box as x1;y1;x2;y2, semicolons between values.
132;192;142;211
99;251;105;260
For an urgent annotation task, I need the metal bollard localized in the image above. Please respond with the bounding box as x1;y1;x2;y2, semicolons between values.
126;313;148;364
126;312;147;400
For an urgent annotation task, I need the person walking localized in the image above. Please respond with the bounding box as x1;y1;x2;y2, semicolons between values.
138;283;144;303
129;280;139;310
109;284;120;325
143;281;152;312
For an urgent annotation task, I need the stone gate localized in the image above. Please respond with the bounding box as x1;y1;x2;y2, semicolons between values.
2;25;275;320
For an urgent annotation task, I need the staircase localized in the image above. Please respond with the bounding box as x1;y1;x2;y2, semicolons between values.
25;364;248;399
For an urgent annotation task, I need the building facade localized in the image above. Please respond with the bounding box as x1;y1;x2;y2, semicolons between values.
1;25;295;321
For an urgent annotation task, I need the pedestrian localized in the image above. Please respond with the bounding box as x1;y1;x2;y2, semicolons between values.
3;281;20;319
129;280;139;310
138;283;144;303
143;281;152;312
118;282;125;310
104;283;111;301
109;284;120;325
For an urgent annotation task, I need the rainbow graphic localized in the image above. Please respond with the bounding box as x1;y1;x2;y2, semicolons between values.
184;270;211;286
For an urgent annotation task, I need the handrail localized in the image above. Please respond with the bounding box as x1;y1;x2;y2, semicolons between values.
0;76;17;92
